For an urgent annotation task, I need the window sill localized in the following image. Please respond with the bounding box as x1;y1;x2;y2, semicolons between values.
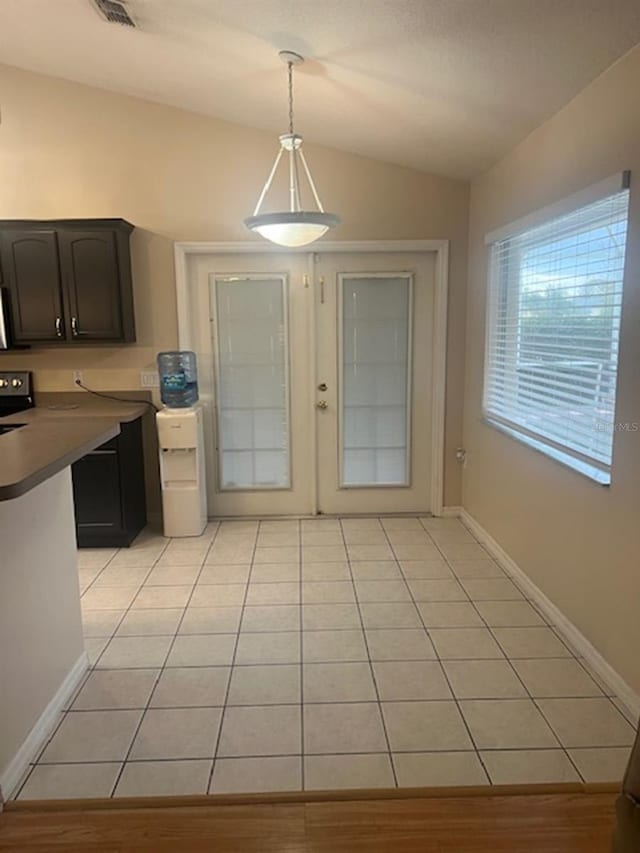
482;417;611;486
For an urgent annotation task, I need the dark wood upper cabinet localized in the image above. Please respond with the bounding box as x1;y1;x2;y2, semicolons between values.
0;229;65;343
0;219;135;345
59;230;124;341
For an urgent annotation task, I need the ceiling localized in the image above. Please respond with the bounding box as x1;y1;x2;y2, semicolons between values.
1;0;640;178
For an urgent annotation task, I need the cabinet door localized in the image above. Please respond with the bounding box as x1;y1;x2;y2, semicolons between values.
0;230;65;343
72;443;124;537
58;230;124;341
118;418;147;537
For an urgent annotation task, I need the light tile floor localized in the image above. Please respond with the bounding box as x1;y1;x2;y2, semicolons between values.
13;516;637;800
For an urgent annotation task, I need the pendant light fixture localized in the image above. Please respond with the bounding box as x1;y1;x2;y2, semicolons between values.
244;51;340;247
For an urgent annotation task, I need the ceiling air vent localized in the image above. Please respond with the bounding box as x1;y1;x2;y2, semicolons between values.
91;0;136;27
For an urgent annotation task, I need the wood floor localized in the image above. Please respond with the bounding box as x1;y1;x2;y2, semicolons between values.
0;784;618;852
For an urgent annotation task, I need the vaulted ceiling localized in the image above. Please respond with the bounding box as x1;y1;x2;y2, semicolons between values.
1;0;640;178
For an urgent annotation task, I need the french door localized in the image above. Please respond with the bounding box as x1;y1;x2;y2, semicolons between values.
201;250;436;516
314;252;434;514
203;252;313;516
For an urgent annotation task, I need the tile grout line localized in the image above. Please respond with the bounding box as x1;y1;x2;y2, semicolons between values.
48;648;601;661
46;692;627;711
33;741;629;768
460;608;588;782
465;623;584;781
421;517;588;784
206;521;261;795
424;516;586;784
61;537;175;710
21;518;631;798
341;517;399;788
78;546;120;595
14;531;177;800
571;657;618;699
77;623;618;637
447;521;627;777
528;696;586;783
89;538;180;670
71;544;169;711
48;655;614;670
451;515;598;662
403;519;493;784
611;697;639;727
106;522;221;798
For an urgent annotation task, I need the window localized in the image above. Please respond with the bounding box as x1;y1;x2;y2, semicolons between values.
213;275;290;490
340;273;412;486
483;176;630;483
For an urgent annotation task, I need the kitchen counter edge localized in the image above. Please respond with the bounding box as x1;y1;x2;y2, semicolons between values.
0;401;149;501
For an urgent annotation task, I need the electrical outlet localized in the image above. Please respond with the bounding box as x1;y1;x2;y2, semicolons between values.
140;370;159;388
72;370;83;387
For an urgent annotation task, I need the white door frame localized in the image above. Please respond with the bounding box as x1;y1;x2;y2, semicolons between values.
173;240;449;516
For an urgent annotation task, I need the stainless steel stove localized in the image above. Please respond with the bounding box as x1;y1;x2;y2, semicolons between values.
0;371;34;433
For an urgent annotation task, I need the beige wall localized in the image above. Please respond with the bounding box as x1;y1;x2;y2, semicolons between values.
464;45;640;692
0;64;468;507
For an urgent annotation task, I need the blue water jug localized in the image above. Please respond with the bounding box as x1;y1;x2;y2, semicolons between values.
157;351;199;408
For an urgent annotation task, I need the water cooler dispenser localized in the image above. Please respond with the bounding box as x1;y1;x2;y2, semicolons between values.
156;351;207;537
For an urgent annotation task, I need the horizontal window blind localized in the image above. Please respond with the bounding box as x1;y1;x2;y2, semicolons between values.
483;185;630;477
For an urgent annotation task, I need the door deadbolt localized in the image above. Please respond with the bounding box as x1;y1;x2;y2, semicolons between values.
317;382;327;392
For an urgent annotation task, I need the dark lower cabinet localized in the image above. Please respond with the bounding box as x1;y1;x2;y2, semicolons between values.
72;418;147;548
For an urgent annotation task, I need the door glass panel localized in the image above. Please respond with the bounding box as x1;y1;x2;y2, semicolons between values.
341;274;412;486
214;276;290;489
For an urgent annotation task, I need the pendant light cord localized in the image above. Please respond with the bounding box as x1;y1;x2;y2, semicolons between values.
288;60;294;134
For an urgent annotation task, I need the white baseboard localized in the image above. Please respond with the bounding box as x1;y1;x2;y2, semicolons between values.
440;506;464;518
0;651;89;803
458;508;640;722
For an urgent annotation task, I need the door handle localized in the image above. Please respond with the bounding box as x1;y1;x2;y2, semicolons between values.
316;400;328;410
55;317;63;338
71;317;79;336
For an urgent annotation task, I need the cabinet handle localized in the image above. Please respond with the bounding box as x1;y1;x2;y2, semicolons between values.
55;317;63;338
71;317;79;336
